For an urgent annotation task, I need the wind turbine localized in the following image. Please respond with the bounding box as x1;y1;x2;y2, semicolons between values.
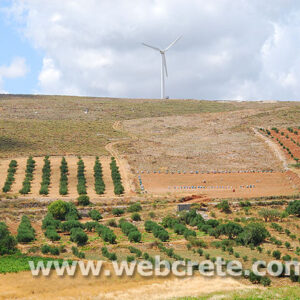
142;36;182;99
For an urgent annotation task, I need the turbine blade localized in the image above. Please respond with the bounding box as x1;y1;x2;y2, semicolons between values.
142;43;161;51
164;35;182;51
162;53;168;77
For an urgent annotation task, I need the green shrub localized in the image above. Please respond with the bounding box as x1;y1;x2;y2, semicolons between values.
120;219;141;243
272;250;281;259
144;220;169;242
131;213;141;221
88;209;102;221
217;200;231;213
106;219;117;227
0;222;17;255
260;276;271;286
48;200;69;220
70;228;88;246
19;156;36;195
128;203;142;212
17;216;36;243
77;195;90;206
126;255;135;262
41;244;51;254
112;208;124;216
96;224;116;244
286;200;300;217
45;227;61;241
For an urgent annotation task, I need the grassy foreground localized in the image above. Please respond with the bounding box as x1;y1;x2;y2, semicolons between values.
0;254;71;274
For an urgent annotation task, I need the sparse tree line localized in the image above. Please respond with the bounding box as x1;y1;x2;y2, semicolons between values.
110;157;124;195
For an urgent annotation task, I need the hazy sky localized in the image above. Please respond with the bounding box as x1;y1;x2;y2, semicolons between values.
1;0;300;100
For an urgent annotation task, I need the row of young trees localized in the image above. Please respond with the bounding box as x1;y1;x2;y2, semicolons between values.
39;156;51;195
144;220;169;242
119;219;141;242
19;156;36;195
96;223;117;244
94;157;105;194
59;157;68;195
2;160;17;193
110;157;124;195
77;158;87;195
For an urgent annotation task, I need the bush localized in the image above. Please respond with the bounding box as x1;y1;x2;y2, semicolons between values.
19;156;36;195
249;271;261;284
70;228;88;246
48;200;69;220
0;222;17;255
112;208;124;216
60;220;83;232
128;203;142;212
106;219;117;227
272;250;281;259
88;209;102;221
217;200;231;213
237;222;270;246
217;222;243;239
77;195;90;206
127;255;135;262
286;200;300;217
45;227;61;241
17;216;36;243
128;231;141;242
41;244;51;254
131;213;141;221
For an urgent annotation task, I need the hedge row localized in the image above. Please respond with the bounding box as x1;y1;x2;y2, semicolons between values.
96;224;116;244
77;158;87;195
144;220;169;242
59;157;68;195
119;219;141;242
94;157;105;194
2;160;17;193
19;156;36;195
0;222;17;255
110;157;124;195
17;216;36;243
39;156;51;195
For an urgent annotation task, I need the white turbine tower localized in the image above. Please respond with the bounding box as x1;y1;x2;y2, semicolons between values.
142;36;182;99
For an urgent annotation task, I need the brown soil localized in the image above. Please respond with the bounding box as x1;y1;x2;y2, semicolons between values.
140;171;297;198
0;271;250;300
